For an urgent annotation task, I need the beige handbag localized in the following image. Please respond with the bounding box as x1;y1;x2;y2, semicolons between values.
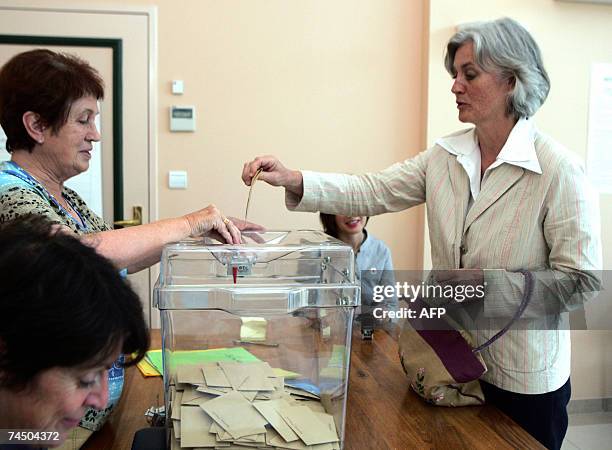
398;270;533;406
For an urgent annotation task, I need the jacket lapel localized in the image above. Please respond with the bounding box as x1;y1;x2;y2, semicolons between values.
464;164;524;231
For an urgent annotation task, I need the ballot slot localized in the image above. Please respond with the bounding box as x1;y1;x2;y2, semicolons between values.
160;234;353;287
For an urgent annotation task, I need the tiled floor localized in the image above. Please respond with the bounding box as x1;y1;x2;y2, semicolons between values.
562;412;612;450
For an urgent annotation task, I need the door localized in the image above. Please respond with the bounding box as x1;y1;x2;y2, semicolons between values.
0;2;159;327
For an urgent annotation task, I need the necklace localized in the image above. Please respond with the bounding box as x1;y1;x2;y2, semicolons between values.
62;197;79;218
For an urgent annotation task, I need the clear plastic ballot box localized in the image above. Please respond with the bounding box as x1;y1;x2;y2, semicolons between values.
154;231;360;449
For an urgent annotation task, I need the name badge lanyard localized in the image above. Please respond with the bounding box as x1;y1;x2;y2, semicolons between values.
0;162;89;232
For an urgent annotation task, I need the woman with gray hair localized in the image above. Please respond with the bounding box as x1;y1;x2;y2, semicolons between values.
242;17;601;449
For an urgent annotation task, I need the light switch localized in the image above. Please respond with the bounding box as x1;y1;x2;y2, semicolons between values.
168;170;188;189
172;80;184;95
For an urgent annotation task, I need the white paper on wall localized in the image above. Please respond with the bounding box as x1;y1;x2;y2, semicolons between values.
586;63;612;194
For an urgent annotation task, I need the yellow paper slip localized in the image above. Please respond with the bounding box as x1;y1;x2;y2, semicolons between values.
136;357;160;377
273;367;300;379
240;317;267;342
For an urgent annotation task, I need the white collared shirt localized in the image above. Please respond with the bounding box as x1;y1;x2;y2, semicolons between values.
435;118;542;200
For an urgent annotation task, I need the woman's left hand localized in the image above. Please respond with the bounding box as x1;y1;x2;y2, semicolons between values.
228;217;266;233
183;204;243;244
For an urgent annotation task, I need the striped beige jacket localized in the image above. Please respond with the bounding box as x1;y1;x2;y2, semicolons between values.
287;128;602;394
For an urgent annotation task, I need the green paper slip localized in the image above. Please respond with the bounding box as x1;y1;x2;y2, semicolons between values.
145;346;261;374
318;345;346;380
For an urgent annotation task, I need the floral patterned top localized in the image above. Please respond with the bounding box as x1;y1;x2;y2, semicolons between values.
0;161;110;234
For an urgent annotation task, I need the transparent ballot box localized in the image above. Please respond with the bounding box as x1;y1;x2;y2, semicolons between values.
154;231;360;449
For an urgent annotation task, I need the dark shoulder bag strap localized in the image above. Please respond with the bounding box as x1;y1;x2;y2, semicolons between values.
473;269;534;354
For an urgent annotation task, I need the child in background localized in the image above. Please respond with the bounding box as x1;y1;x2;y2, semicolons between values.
320;214;396;338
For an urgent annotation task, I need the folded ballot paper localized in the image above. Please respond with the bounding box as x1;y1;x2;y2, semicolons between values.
169;361;340;449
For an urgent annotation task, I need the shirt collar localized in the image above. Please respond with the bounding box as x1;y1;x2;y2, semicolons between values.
435;118;542;174
435;127;479;157
495;118;542;174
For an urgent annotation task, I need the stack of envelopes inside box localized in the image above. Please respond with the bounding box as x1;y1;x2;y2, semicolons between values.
170;361;341;449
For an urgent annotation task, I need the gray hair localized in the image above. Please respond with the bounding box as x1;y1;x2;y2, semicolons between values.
444;17;550;119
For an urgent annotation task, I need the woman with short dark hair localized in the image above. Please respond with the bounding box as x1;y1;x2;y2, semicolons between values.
0;49;104;153
0;215;149;448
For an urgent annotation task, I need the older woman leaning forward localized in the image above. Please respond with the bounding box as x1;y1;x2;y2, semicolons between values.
0;49;258;444
242;18;602;450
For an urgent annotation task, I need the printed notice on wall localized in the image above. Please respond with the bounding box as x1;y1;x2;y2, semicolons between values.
586;63;612;193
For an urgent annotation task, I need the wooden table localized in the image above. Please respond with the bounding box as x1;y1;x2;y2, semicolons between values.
83;329;543;450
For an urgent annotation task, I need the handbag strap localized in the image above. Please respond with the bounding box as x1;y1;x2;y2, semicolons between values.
472;269;534;353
